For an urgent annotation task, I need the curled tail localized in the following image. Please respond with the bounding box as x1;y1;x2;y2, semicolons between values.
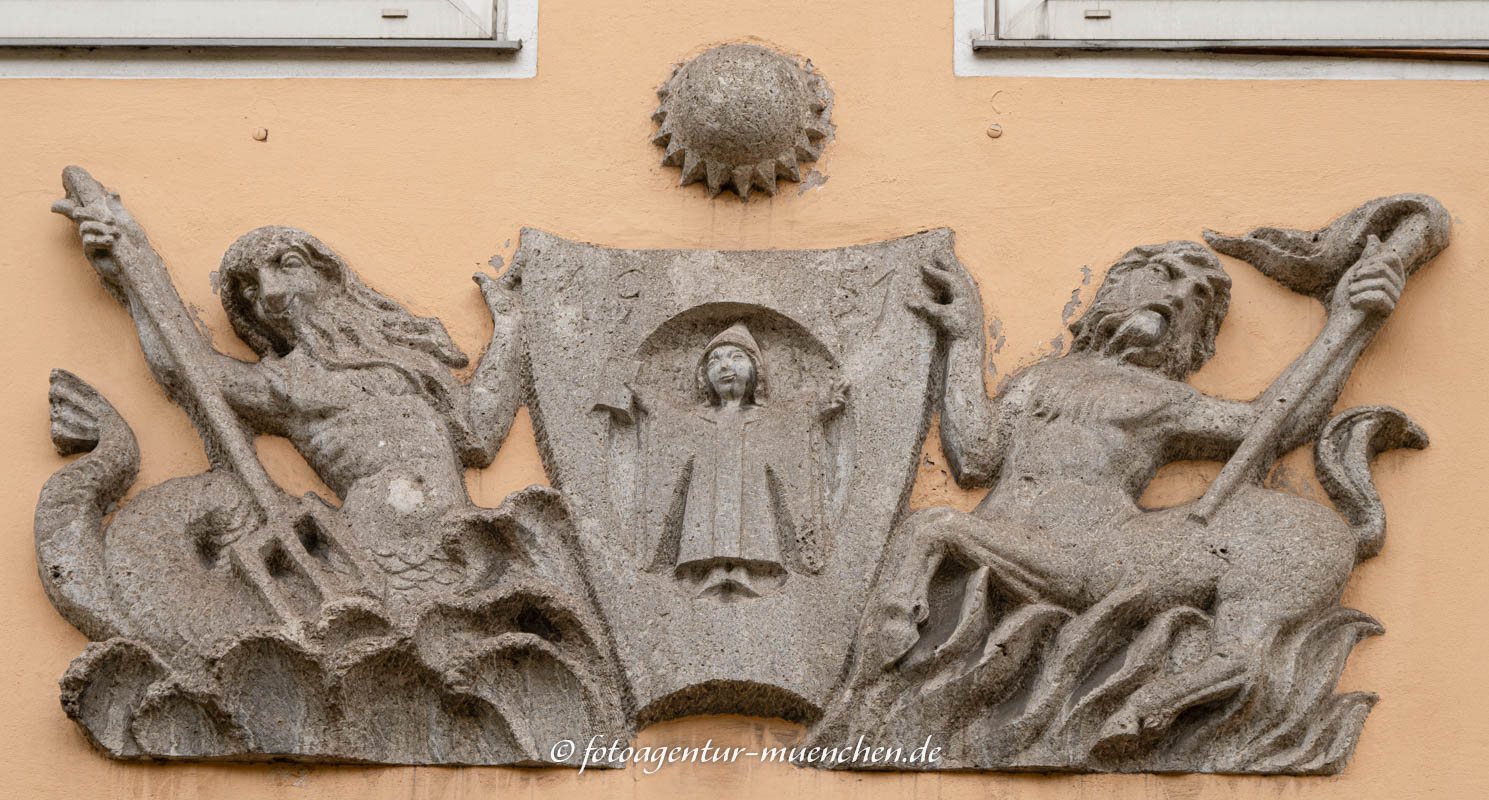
35;370;139;641
1315;405;1427;561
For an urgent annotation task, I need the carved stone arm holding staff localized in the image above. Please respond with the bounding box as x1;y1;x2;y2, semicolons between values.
1191;196;1449;522
59;177;527;474
819;196;1450;767
50;167;532;624
914;196;1448;508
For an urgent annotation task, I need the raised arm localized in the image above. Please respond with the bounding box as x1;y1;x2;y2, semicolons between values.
55;178;279;431
465;268;527;465
52;167;288;519
121;284;282;432
907;258;1005;488
1168;230;1413;466
1185;195;1448;522
1252;225;1415;455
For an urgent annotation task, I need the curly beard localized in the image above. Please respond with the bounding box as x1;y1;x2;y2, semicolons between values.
1072;304;1192;380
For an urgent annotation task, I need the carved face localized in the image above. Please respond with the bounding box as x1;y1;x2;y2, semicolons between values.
1073;244;1230;379
704;344;758;405
237;249;334;339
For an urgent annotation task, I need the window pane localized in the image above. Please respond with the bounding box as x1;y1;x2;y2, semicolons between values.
995;0;1489;41
0;0;495;40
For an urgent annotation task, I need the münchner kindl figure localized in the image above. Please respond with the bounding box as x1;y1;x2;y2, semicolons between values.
637;322;846;601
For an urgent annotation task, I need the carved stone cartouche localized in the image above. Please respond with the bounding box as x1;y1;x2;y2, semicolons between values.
519;227;946;723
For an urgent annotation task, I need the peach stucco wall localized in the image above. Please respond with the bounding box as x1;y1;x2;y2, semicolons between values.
3;1;1488;797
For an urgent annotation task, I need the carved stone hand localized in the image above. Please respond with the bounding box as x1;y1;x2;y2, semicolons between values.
54;200;126;294
1338;236;1407;319
907;256;983;341
821;376;850;418
473;269;522;324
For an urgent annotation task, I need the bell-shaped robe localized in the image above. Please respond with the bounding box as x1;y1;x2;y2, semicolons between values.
643;397;822;579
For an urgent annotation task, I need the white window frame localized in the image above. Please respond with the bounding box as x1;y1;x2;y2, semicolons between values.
0;0;519;50
977;0;1489;51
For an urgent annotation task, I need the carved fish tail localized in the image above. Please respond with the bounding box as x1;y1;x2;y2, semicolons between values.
34;370;140;641
1313;405;1427;562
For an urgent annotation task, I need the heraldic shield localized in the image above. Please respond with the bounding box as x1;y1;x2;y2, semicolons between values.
517;228;950;722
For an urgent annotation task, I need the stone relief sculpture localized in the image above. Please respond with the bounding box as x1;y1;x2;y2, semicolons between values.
632;321;847;599
520;228;943;722
37;167;627;764
651;43;834;198
810;195;1449;774
32;165;1448;776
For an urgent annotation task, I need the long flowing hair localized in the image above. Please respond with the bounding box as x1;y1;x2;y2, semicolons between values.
218;226;481;460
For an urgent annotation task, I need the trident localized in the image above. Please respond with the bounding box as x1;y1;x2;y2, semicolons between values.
52;166;377;623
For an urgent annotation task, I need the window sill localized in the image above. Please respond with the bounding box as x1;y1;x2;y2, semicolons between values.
0;38;520;52
972;38;1489;62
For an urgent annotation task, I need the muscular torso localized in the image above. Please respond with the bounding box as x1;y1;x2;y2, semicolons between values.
975;355;1197;533
232;349;468;521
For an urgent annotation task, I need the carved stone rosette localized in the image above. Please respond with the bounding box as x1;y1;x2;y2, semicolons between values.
651;43;834;199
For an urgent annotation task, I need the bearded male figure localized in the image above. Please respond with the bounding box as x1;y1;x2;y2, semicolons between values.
817;200;1448;773
64;219;531;611
37;170;626;763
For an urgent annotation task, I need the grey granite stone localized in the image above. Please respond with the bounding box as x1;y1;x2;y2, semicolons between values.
517;227;945;723
808;195;1450;774
35;167;1451;775
39;168;628;764
651;43;834;199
